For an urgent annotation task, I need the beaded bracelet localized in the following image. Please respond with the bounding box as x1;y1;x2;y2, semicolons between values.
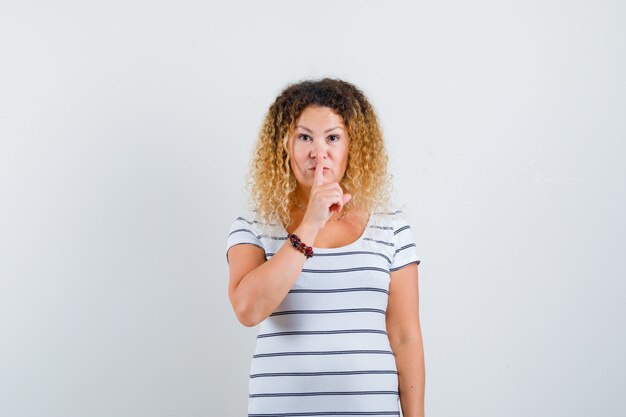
287;233;314;258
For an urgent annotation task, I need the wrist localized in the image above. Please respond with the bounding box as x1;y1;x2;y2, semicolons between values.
289;222;319;257
287;233;314;258
294;221;321;242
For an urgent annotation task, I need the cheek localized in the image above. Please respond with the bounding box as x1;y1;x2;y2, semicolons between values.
287;140;298;168
339;145;350;166
289;156;302;176
290;143;308;168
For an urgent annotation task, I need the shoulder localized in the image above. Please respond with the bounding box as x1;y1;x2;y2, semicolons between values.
226;208;265;250
226;207;286;253
371;205;412;229
227;208;258;233
369;204;417;250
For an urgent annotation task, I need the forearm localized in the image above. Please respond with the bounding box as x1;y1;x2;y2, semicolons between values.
393;338;425;417
235;222;320;326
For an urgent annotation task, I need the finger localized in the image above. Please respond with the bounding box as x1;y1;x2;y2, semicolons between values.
336;193;351;212
328;193;343;210
313;156;325;187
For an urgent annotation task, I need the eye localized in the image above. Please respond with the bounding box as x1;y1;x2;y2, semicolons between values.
328;135;340;142
298;134;311;141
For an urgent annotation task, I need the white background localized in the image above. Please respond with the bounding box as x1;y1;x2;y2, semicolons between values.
1;1;625;416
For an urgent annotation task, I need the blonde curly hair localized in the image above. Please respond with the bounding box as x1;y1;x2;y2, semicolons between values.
244;77;395;231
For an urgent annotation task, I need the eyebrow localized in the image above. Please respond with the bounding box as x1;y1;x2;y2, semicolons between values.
296;125;344;133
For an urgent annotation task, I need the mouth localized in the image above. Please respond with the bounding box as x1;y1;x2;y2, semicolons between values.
309;167;329;171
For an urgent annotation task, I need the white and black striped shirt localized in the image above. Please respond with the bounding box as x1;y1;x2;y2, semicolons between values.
226;207;420;417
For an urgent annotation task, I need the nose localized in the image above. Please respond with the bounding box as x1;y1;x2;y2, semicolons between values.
310;142;328;160
311;151;327;162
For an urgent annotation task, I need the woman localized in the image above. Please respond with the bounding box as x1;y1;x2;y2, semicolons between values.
226;78;425;417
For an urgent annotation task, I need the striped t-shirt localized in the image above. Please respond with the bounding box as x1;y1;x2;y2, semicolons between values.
226;207;420;417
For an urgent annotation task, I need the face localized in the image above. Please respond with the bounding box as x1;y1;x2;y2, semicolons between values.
288;105;350;195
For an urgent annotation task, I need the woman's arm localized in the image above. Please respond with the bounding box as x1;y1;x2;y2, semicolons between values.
227;221;321;327
386;262;425;417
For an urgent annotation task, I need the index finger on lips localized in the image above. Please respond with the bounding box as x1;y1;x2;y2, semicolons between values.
314;155;324;187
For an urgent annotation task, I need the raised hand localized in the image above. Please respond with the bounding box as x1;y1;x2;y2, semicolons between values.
301;154;352;230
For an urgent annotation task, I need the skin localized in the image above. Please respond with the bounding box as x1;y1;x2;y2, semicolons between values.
288;105;352;224
227;105;425;417
283;105;360;248
386;262;426;417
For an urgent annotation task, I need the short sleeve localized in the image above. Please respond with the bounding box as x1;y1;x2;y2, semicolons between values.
390;210;421;271
225;212;264;263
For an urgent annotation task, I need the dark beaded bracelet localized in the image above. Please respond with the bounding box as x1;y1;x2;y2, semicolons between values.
287;233;314;258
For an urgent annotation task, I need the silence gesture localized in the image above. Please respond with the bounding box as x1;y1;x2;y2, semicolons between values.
301;154;352;230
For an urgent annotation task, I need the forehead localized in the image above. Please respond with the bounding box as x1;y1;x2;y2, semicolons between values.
295;106;344;127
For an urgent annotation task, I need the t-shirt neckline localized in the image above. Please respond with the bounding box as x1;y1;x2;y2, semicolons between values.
280;213;372;251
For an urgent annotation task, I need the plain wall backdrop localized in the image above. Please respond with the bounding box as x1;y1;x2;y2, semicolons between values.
1;1;625;416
